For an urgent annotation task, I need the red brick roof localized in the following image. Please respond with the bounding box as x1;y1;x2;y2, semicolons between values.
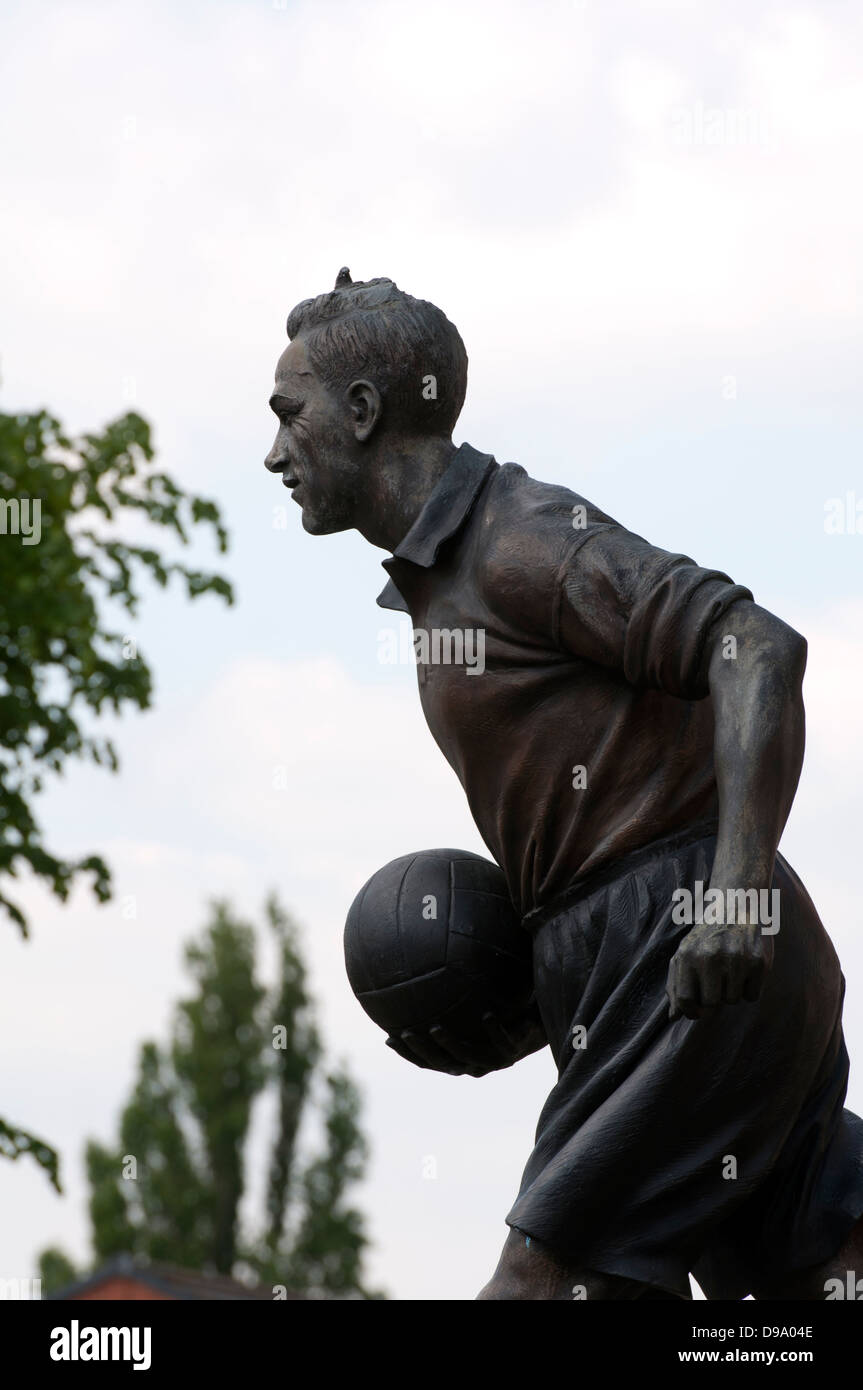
51;1256;296;1301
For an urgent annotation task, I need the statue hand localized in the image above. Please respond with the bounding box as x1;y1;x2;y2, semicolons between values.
385;1000;547;1077
666;919;774;1021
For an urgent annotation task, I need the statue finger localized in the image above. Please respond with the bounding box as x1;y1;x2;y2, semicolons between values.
720;957;748;1004
428;1024;478;1066
666;955;686;1019
386;1034;431;1068
697;964;724;1011
402;1028;464;1073
670;959;705;1019
480;1012;519;1061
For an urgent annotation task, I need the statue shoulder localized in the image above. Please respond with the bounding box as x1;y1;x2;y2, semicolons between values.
476;464;618;634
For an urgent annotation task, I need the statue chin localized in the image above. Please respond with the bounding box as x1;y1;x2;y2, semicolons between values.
300;507;349;537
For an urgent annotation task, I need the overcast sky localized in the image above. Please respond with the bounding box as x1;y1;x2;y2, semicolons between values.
1;0;862;1300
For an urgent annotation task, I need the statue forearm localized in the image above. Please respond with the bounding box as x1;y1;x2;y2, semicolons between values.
706;602;807;900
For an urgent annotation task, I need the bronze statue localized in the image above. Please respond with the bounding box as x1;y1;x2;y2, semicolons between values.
265;270;863;1300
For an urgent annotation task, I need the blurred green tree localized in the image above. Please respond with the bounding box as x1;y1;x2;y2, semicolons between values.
35;1247;77;1294
0;404;232;1186
38;897;381;1299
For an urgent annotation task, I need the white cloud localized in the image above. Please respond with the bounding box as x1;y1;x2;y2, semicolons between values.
2;0;863;438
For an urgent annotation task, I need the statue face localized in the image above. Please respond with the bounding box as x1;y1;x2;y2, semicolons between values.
265;336;363;535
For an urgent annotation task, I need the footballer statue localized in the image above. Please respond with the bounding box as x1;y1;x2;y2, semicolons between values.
265;269;863;1300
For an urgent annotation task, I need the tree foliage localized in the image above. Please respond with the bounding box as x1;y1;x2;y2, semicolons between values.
39;897;381;1299
0;406;232;935
0;404;232;1184
35;1246;77;1294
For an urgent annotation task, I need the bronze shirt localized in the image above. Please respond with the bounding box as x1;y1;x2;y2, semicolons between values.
377;443;754;916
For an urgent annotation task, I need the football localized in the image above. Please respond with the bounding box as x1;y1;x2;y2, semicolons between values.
343;848;534;1049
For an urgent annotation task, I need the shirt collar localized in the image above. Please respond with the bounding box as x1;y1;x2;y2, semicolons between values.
376;443;497;611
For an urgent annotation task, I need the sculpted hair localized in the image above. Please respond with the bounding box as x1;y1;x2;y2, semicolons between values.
286;274;468;435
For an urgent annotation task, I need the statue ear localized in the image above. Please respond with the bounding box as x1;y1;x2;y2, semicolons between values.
345;379;382;442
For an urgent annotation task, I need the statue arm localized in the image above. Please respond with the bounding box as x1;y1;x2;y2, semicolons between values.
666;601;808;1020
706;600;807;901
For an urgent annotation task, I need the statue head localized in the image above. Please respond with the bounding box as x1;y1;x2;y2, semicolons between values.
265;270;468;535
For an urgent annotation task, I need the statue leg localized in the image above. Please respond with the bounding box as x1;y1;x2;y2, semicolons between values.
476;1226;688;1301
751;1214;863;1300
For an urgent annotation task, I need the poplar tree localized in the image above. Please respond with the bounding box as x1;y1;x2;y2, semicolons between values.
39;897;381;1299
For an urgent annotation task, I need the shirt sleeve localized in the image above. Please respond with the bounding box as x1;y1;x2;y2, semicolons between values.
554;524;754;698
